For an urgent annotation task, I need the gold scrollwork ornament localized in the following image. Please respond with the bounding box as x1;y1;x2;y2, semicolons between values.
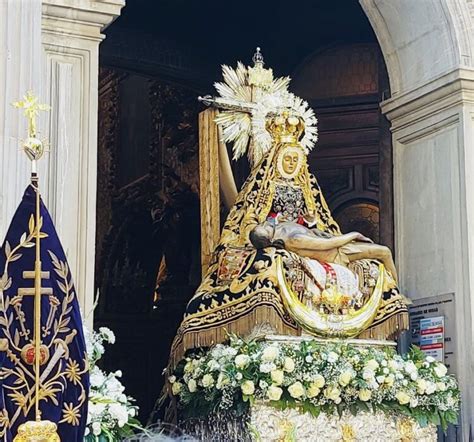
14;420;60;442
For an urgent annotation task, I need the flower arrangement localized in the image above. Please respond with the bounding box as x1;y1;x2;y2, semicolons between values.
84;326;142;441
170;336;460;431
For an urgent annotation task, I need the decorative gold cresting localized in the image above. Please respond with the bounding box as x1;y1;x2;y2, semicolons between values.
266;111;305;145
12;92;60;442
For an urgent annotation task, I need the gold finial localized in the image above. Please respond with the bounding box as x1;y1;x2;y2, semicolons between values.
12;91;50;163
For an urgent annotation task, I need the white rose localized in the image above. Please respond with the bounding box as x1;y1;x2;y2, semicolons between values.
260;362;276;373
324;386;341;402
172;381;182;395
388;360;399;371
267;385;283;401
271;370;284;385
262;346;279;362
365;359;379;371
338;371;352;387
436;382;447;392
168;375;176;384
410;372;418;381
426;356;435;363
187;379;197;393
425;381;436;395
405;361;417;375
92;421;102;436
241;380;255;396
434;363;448;378
312;374;325;389
395;391;410;405
202;374;214;388
288;381;305;399
235;372;243;381
235;354;250;369
409;397;419;408
376;375;386;384
358;389;372;401
283;357;295;373
362;369;375;381
184;361;193;373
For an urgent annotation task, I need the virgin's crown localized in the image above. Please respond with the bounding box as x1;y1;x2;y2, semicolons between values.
266;111;305;144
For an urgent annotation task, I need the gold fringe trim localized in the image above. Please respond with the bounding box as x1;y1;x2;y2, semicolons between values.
169;309;409;370
359;311;409;341
169;305;298;369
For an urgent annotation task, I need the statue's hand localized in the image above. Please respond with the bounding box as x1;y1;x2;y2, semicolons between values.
354;232;373;243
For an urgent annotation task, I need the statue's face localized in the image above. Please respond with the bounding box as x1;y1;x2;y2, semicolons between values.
282;151;300;175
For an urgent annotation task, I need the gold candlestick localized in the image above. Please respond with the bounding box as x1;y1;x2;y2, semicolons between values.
12;92;60;442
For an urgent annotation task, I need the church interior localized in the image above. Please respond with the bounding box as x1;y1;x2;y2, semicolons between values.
95;0;394;421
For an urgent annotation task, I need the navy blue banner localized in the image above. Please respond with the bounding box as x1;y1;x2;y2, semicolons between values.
0;185;89;441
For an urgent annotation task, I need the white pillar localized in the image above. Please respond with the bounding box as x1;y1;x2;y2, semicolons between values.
40;0;124;323
0;0;123;326
0;0;42;240
382;68;474;439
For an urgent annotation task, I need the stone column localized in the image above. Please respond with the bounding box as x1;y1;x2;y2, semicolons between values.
0;0;42;242
40;0;124;323
382;69;474;438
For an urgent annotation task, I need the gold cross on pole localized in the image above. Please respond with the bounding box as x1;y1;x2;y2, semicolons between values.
12;91;50;139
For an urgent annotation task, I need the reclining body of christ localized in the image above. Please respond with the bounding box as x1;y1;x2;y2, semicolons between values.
250;219;398;282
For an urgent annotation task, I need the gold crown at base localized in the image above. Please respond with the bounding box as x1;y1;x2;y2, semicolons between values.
266;110;305;144
14;420;60;442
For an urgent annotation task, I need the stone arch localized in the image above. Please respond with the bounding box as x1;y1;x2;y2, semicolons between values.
360;0;474;96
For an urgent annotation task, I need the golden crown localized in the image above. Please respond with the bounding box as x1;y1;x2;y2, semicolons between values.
266;111;305;144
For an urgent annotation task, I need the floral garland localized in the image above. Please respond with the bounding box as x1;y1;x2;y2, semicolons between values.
84;326;143;441
169;336;460;431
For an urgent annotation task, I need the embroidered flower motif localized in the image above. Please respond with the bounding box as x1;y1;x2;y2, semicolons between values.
65;359;81;385
61;402;81;426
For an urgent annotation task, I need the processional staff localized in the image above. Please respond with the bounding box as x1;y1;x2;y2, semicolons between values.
11;92;60;441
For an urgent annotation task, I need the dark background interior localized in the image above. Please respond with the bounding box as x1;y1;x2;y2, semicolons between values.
94;0;393;422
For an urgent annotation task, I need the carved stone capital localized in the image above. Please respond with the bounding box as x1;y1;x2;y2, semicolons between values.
42;0;124;41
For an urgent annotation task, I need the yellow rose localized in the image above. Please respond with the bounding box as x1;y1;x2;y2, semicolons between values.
271;370;284;385
395;391;410;405
385;374;395;387
171;382;182;395
234;354;250;369
365;359;379;371
262;346;279;362
306;384;320;398
324;386;341;402
416;378;427;394
434;363;448;378
358;389;372;401
184;361;193;373
202;374;214;388
338;371;352;387
288;381;305;399
312;374;325;389
267;385;283;401
241;380;255;396
283;357;295;373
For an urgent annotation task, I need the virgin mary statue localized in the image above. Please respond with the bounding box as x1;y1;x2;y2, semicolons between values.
169;52;409;367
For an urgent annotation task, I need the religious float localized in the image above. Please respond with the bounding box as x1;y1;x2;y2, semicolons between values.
164;50;460;441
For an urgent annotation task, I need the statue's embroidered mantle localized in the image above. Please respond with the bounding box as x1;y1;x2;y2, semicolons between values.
170;144;408;366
